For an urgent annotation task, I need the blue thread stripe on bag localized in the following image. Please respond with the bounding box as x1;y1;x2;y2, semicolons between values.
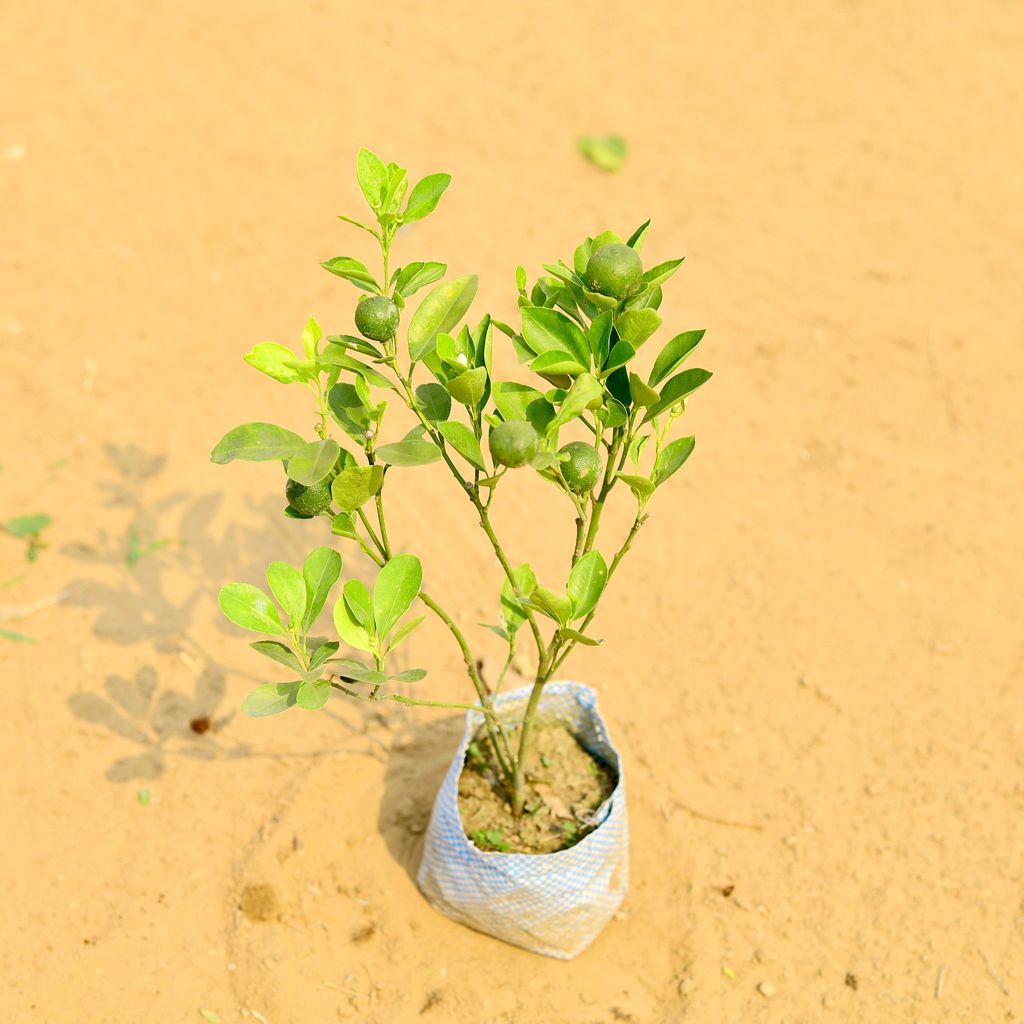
417;681;629;959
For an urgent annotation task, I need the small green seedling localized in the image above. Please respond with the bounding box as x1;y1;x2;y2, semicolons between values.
212;150;711;816
473;829;511;853
124;526;177;569
0;628;36;644
577;134;628;173
3;514;51;561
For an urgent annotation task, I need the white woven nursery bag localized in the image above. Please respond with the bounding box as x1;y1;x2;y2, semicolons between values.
417;681;629;959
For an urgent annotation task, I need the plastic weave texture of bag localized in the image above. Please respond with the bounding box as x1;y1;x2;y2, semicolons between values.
416;680;629;959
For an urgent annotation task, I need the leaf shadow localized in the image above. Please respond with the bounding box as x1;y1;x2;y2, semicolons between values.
60;443;385;782
376;711;464;882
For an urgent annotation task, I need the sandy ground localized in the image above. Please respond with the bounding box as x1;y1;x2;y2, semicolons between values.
3;2;1023;1021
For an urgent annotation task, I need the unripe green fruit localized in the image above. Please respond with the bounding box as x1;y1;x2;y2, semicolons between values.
489;420;539;469
355;295;400;342
559;441;601;494
585;243;643;299
286;477;333;517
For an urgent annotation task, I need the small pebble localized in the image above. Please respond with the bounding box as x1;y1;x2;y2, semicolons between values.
757;981;777;998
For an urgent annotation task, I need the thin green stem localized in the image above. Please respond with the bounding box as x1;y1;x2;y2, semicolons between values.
551;513;647;675
365;455;515;785
328;679;503;725
510;631;561;815
388;362;548;665
374;492;392;557
356;508;387;559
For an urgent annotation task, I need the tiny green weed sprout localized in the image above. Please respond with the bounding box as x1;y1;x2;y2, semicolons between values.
577;134;628;173
3;514;51;562
212;150;711;816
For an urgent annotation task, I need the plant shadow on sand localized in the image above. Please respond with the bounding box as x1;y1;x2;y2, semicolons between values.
377;711;465;882
62;443;386;782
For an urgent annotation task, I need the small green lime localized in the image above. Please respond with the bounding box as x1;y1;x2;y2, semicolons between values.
559;441;601;494
285;477;333;517
354;295;400;342
489;421;539;468
585;243;643;299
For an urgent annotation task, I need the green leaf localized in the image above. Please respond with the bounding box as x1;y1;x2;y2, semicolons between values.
211;423;306;464
444;366;488;408
320;256;379;292
606;365;632;412
325;333;381;358
333;595;373;652
387;615;424;651
435;421;486;471
381;161;408;213
374;553;423;637
414;382;451;422
302;547;342;630
391;667;427;683
286;439;341;486
500;563;537;636
648;330;706;386
308;639;340;670
242;681;299;717
343;579;375;630
558;627;603;646
520;307;590;369
266;561;307;625
327;383;371;443
218;583;285;635
626;219;651;250
591;230;622;250
491;382;555;434
643;368;713;422
577;134;628;173
297;678;331;711
617;473;655;502
529;350;587;378
642;258;685;291
616;309;662;348
567;550;608;620
402;173;452;223
301;318;323;359
330;512;359;540
356;148;387;210
394;261;447;299
243;342;305;384
549;372;603;433
332;660;386;685
627;286;663;311
317;346;393;389
603;340;636;375
435;329;474;371
330;465;384;512
628;372;661;407
527;586;572;626
408;275;479;362
600;398;629;429
375;437;442;467
572;238;593;277
653;436;696;486
3;514;50;537
588;310;614;366
250;640;302;672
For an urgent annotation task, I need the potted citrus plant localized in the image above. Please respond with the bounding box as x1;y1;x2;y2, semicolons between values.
211;150;711;958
